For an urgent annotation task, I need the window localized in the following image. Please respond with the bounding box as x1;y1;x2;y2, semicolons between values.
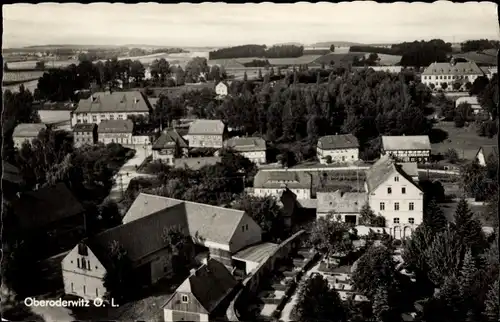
71;283;74;292
81;258;87;270
242;225;245;232
77;258;80;268
96;288;99;297
394;202;400;211
380;202;385;211
83;285;86;295
245;224;249;230
87;260;91;270
409;218;415;224
92;116;97;122
181;295;189;303
394;176;399;182
402;187;406;194
387;187;392;194
394;218;400;224
409;202;414;211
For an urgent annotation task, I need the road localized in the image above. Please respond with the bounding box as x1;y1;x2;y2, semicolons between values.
259;165;459;175
30;305;74;322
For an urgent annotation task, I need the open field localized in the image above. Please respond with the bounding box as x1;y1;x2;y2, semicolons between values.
313;52;364;65
431;121;497;160
267;55;321;65
3;70;45;83
453;50;497;65
349;52;402;65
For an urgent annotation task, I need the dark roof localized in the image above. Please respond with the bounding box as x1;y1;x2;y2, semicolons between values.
187;119;225;135
165;258;238;313
365;155;421;192
37;101;76;111
225;137;266;152
2;161;23;185
75;91;150;113
174;157;221;170
152;129;188;149
253;170;312;189
73;123;97;132
318;134;359;150
97;119;134;133
381;135;431;151
11;183;84;230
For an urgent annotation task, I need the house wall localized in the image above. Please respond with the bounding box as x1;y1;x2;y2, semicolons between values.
61;245;107;300
229;215;263;253
149;248;175;283
421;74;482;90
317;212;360;223
476;150;487;166
239;151;266;164
216;83;228;96
381;149;430;163
185;134;224;148
71;111;149;127
317;147;359;164
368;172;423;239
132;135;151;145
153;149;175;164
38;110;72;124
13;136;37;149
98;132;133;145
74;131;96;148
164;292;208;321
252;188;310;200
165;310;207;322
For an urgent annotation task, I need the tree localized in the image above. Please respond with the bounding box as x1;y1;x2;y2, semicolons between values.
308;215;356;263
469;76;490;96
161;225;193;275
423;274;465;322
452;82;462;91
444;148;459;163
257;68;263;80
330;44;336;52
452;198;487;255
372;287;391;322
484;280;499;322
185;57;209;83
358;203;385;227
478;74;498;120
103;241;134;302
423;199;447;234
441;82;448;90
232;194;285;241
35;61;45;70
130;60;145;83
293;273;346;322
424;228;463;286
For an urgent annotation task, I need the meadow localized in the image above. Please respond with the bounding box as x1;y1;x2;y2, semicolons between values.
3;70;45;83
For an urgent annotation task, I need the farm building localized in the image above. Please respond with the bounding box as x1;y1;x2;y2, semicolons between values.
455;96;482;114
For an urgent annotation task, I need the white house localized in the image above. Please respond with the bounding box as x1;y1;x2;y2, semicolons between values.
224;137;267;164
475;146;498;166
185;119;226;149
455;96;482;114
215;81;229;97
421;61;484;91
62;193;262;300
381;135;431;163
317;134;359;164
97;119;134;146
12;123;47;149
71;90;151;127
152;129;189;164
252;170;312;200
316;190;368;224
365;155;423;239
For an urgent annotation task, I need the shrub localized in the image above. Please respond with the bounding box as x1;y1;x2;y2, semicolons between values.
444;148;459;164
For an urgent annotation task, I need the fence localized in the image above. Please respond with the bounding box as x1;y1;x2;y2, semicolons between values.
226;230;306;321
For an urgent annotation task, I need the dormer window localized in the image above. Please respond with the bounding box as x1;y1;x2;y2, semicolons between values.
181;295;189;303
78;243;88;256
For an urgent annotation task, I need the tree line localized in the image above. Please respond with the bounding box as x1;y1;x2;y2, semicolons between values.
209;44;304;60
461;39;500;53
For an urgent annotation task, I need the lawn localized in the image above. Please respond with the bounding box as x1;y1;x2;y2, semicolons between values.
439;201;493;226
431;121;497;160
267;55;322;66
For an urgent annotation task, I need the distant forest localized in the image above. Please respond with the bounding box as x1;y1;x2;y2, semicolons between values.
209;44;304;60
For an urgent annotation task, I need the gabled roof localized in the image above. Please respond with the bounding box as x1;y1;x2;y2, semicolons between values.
479;145;499;159
365;155;421;192
123;193;254;246
174;157;221;170
11;183;84;230
381;135;431;151
316;190;367;214
74;91;150;113
97;119;134;133
152;129;188;149
187;119;225;136
318;134;359;150
455;96;480;106
422;62;484;76
225;137;266;152
253;170;312;189
12;123;47;137
164;258;238;313
73;123;97;132
215;81;230;88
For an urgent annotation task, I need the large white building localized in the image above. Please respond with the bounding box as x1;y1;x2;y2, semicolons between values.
224;137;267;164
317;134;359;164
365;155;423;239
251;170;312;200
421;61;484;91
71;90;151;127
381;135;431;163
185;119;226;149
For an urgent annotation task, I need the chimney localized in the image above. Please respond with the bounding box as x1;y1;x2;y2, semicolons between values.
190;268;197;276
134;97;139;104
34;183;39;191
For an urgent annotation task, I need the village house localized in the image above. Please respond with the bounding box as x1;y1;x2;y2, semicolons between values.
317;134;359;164
71;90;151;127
421;61;484;90
455;96;483;114
61;193;262;300
73;123;98;148
316;190;368;224
251;170;313;200
163;258;239;322
12;123;47;149
35;101;76;125
174;156;222;170
381;135;431;163
152;129;189;164
224;137;267;164
365;155;423;239
185;119;226;149
475;145;498;166
97;119;134;145
215;81;230;97
368;66;403;73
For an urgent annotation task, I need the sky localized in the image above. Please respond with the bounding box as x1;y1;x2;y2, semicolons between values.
3;2;499;48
